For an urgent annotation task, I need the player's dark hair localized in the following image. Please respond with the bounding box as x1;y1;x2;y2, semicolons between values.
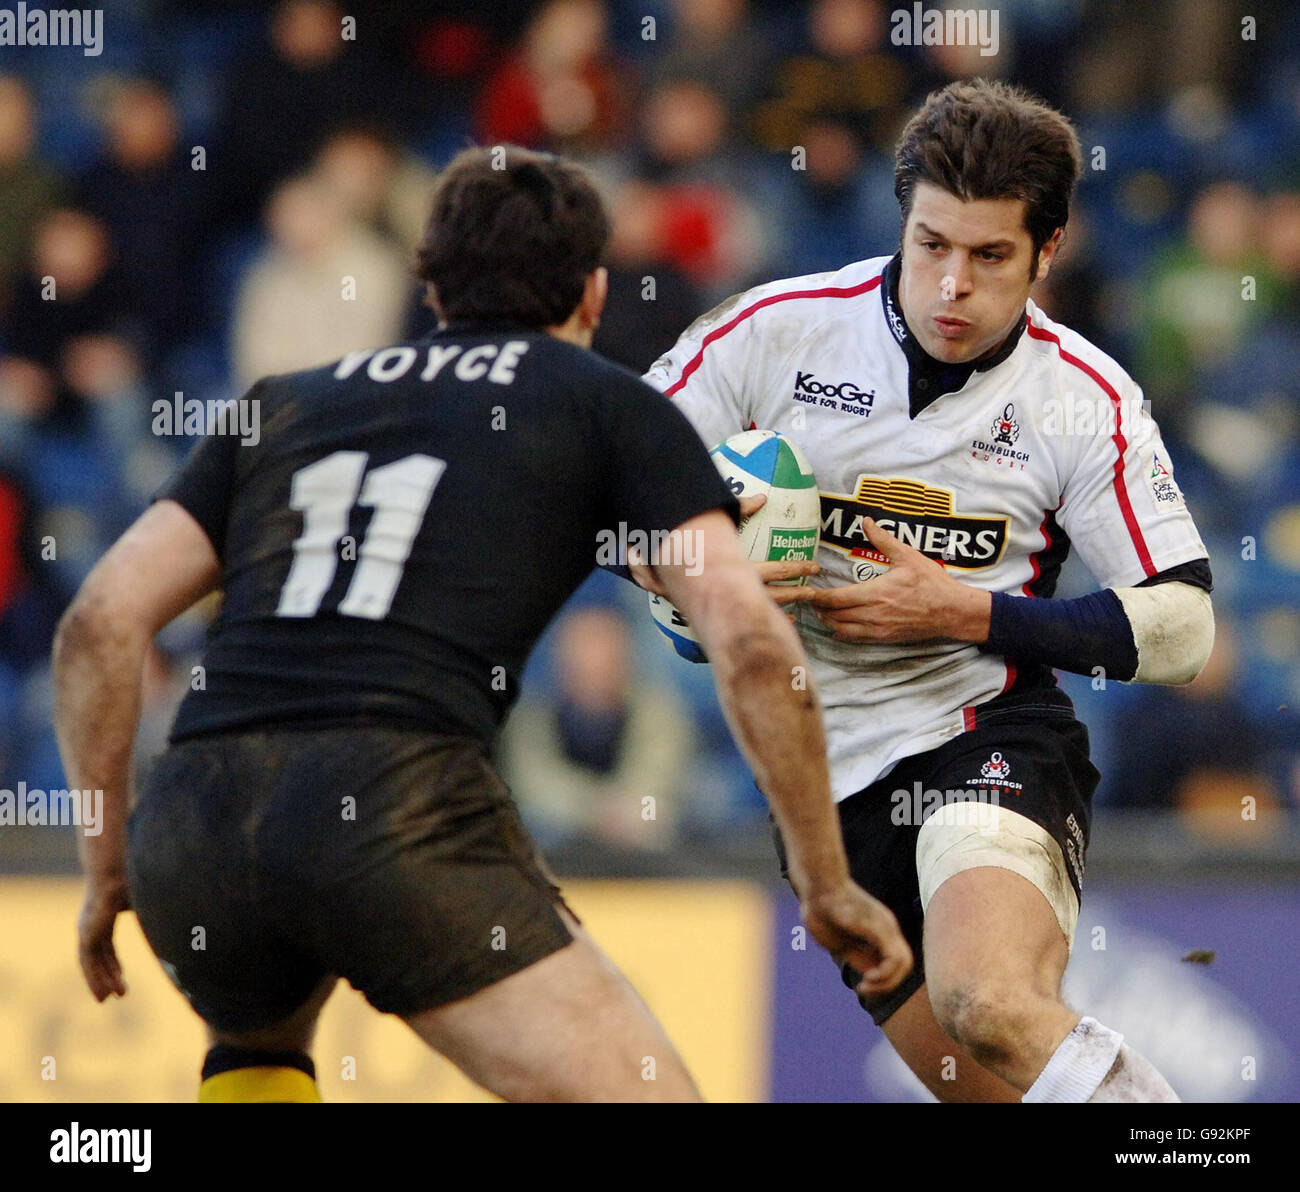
894;79;1082;278
414;145;610;328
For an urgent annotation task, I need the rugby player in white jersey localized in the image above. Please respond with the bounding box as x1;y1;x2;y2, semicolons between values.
640;79;1214;1102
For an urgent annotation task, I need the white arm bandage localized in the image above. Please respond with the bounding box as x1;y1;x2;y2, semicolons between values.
1112;582;1215;685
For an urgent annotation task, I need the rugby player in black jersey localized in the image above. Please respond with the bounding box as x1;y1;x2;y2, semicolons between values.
52;146;910;1102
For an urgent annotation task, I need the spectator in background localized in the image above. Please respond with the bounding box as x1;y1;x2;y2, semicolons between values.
1182;188;1300;503
0;209;139;394
0;207;155;523
645;0;773;131
0;205;158;482
311;123;436;253
628;77;768;298
0;212;144;616
1137;182;1280;431
76;78;198;363
0;75;63;311
1106;620;1284;841
216;0;388;228
311;125;440;340
637;77;732;187
760;108;897;277
0;463;29;769
406;13;498;137
591;180;704;372
500;606;692;853
474;0;628;153
1262;190;1300;317
232;174;410;387
1066;0;1266;117
750;0;909;157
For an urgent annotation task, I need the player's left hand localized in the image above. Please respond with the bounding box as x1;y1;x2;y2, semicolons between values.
78;879;130;1001
807;517;992;643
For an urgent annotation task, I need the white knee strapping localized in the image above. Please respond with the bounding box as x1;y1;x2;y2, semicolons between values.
915;802;1079;950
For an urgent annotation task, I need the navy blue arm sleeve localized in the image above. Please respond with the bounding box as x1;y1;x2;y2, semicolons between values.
985;588;1138;680
983;558;1212;680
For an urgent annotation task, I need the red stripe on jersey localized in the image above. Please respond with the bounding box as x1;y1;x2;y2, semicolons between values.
1022;511;1049;597
1025;323;1156;577
1022;505;1060;596
663;275;884;398
962;706;977;731
1001;661;1018;693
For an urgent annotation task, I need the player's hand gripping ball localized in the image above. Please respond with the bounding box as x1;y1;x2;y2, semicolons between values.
648;429;821;662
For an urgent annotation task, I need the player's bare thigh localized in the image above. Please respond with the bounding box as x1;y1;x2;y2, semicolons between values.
402;908;702;1102
927;867;1069;1002
881;982;1021;1102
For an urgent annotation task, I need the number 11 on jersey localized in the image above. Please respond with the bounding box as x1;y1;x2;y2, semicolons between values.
276;451;446;621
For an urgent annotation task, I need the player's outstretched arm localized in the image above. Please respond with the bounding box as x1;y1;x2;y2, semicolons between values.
808;518;1215;685
52;500;222;1001
653;509;912;995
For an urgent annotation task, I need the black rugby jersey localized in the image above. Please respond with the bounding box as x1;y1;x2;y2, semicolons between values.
159;320;738;743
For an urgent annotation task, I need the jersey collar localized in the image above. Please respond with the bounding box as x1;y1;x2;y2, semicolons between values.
433;317;542;336
880;252;1027;419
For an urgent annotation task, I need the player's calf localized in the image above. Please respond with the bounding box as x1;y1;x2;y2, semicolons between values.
881;984;1023;1102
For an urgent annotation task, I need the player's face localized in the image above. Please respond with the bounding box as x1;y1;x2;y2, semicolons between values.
898;182;1058;364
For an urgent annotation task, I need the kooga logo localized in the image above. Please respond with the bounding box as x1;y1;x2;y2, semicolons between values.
792;371;875;417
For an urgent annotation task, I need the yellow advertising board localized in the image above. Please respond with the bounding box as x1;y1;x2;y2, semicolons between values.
0;877;769;1103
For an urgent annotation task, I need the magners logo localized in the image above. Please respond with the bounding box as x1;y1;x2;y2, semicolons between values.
819;476;1008;569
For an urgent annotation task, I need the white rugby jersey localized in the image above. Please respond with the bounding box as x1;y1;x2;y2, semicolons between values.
643;253;1209;801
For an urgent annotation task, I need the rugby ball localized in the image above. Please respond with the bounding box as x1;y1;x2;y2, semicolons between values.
649;429;820;662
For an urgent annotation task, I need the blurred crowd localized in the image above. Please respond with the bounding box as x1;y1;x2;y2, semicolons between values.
0;0;1297;851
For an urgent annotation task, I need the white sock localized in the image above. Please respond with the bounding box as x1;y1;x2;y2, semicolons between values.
1023;1017;1123;1102
1023;1017;1180;1102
